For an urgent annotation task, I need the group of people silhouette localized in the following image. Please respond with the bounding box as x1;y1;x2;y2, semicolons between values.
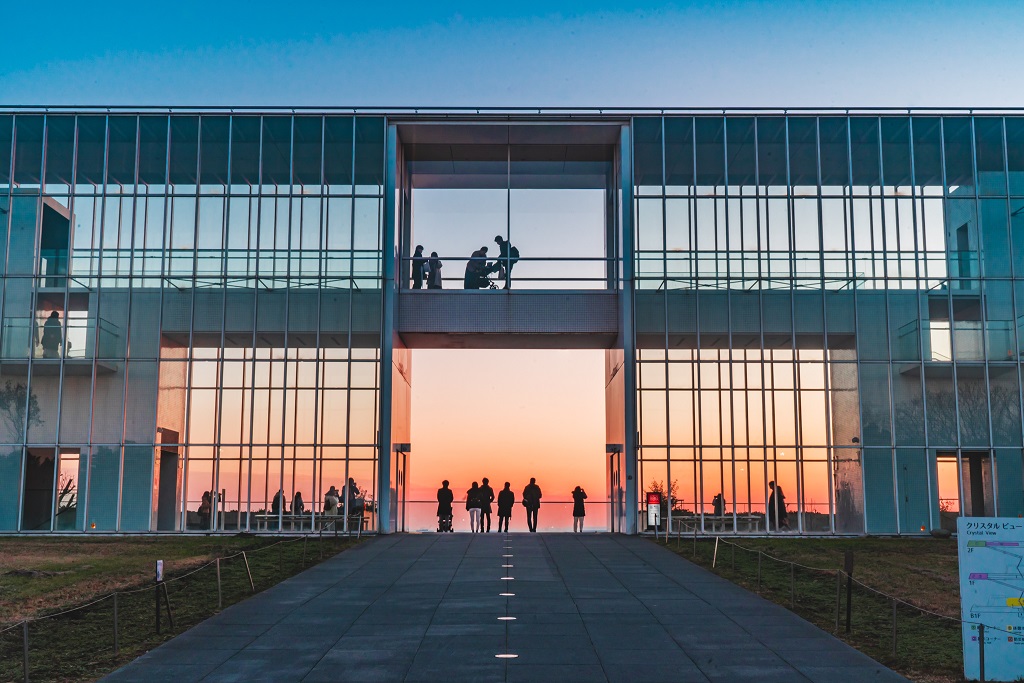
411;236;520;290
436;478;588;533
706;481;789;530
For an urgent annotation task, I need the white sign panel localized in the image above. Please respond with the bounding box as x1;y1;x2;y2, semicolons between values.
957;517;1024;682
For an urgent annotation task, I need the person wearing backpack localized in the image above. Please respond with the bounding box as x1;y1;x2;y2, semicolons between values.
493;235;519;289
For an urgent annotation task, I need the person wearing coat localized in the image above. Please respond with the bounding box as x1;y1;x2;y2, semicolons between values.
436;480;454;532
572;486;587;532
466;482;482;533
478;477;495;532
522;477;542;532
496;482;515;532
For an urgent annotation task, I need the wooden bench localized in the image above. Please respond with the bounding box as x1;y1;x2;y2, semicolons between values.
671;514;764;534
317;512;366;538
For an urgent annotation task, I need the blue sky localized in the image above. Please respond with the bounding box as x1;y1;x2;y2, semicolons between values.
2;1;1023;106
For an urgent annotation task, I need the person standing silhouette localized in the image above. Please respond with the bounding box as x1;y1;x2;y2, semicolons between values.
412;245;428;289
768;481;789;531
522;477;542;532
41;311;63;358
427;252;443;289
466;482;482;533
572;486;587;532
497;482;514;532
479;477;495;532
437;480;454;532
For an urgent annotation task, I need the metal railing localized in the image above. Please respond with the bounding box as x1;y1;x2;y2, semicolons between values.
0;315;120;360
400;255;615;290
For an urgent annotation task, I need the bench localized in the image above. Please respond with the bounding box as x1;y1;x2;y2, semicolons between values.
317;512;366;538
254;514;312;532
670;514;764;534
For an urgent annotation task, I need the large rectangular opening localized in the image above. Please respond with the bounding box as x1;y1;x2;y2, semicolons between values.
408;349;606;532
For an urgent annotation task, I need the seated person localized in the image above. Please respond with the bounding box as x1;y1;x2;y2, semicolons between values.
463;247;492;289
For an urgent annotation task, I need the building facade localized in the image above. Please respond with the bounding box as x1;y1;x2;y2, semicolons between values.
1;108;1022;535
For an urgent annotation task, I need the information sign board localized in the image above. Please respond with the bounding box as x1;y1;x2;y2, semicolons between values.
957;517;1024;681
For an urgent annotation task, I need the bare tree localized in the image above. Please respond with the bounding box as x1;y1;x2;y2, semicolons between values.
0;380;43;439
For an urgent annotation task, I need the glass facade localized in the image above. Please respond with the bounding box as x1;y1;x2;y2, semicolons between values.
0;113;386;532
1;108;1022;535
633;114;1024;534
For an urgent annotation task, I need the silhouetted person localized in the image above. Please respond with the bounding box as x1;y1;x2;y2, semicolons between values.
324;486;340;516
41;311;62;358
271;489;285;516
464;247;491;289
479;477;495;532
412;245;427;289
198;490;211;530
522;477;542;532
467;482;482;532
492;235;519;289
712;492;726;517
292;491;305;516
768;481;789;531
572;486;587;532
427;252;443;289
344;477;365;516
437;480;454;532
497;482;514;532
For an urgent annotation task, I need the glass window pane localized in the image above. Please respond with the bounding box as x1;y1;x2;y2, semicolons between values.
14;115;44;186
354;117;384;192
787;117;817;188
818;117;848;187
850;117;880;187
45;116;76;190
757;117;787;188
75;116;107;189
633;117;663;191
106;116;138;186
168;116;199;186
726;117;755;187
199;116;229;186
880;117;911;187
975;117;1006;195
1007;117;1024;195
138;116;168;186
664;117;693;191
0;115;12;188
293;116;323;187
943;117;974;193
912;117;943;189
694;117;724;189
323;116;353;189
230;116;260;186
262;116;292;186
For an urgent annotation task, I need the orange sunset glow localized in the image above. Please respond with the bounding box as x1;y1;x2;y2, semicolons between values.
408;349;607;531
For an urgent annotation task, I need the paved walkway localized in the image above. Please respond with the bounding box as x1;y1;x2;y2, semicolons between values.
104;534;907;682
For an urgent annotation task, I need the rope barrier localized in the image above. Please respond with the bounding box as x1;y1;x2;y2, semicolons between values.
690;535;1017;638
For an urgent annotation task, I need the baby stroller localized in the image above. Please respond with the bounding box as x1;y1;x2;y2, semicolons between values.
438;513;454;532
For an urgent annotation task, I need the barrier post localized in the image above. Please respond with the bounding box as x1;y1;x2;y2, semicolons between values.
979;623;986;682
242;551;255;592
712;536;719;568
216;558;222;609
113;592;120;655
154;560;164;635
22;621;29;683
731;543;735;571
692;525;697;557
302;536;308;566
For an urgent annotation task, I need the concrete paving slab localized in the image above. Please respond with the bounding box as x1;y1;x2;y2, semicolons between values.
102;533;909;683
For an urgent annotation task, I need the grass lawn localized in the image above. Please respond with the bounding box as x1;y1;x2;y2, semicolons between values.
0;534;361;683
658;536;964;683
